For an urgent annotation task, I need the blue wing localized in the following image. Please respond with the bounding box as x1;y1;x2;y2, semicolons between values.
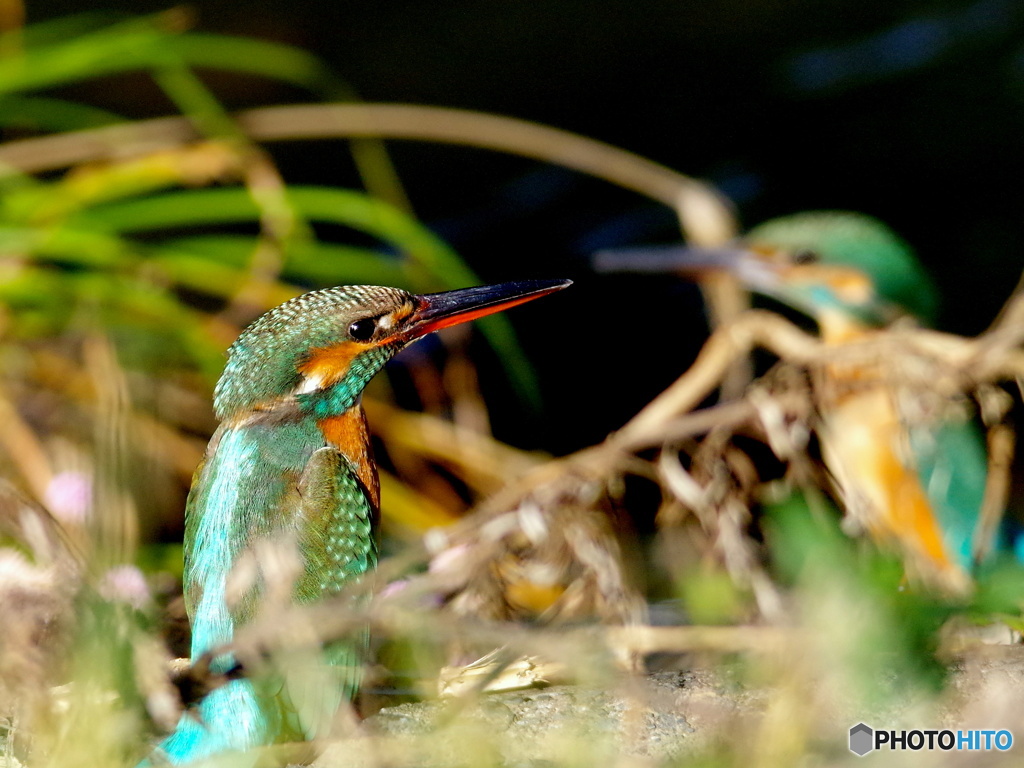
910;418;989;570
152;415;376;764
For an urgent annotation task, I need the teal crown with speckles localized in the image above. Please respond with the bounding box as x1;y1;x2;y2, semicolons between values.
214;285;411;420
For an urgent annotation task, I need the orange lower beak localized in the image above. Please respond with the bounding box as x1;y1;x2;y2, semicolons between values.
403;279;572;340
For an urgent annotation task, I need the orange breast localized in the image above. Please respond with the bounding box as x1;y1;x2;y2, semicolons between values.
821;388;963;587
318;406;380;510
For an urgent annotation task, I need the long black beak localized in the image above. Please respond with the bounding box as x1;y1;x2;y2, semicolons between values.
403;279;572;340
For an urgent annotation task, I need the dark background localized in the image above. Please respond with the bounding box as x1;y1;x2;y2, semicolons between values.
30;0;1024;454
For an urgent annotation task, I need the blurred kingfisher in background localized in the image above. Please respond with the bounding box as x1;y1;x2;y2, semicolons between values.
595;212;991;592
151;278;570;764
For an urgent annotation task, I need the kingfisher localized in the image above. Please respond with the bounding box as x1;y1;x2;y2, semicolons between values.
595;212;990;592
149;279;571;764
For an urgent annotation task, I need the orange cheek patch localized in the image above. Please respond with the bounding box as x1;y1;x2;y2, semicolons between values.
298;341;369;388
827;270;873;304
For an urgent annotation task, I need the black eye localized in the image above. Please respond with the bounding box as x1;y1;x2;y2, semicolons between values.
348;317;377;342
793;249;820;265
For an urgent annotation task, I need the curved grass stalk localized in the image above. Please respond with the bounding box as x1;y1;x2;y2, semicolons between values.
0;103;736;243
0;103;744;386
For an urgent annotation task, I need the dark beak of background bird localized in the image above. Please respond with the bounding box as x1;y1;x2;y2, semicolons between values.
404;278;572;339
592;244;751;276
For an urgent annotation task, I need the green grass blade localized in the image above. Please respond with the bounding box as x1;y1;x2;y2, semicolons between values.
1;14;405;217
71;186;474;283
0;95;124;131
165;34;352;98
0;26;169;95
0;264;215;361
0;224;136;269
0;10;129;48
162;235;410;287
0;21;349;98
149;63;242;140
73;187;543;404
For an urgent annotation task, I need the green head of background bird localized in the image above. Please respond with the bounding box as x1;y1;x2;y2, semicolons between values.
595;211;994;592
148;278;570;764
595;211;938;334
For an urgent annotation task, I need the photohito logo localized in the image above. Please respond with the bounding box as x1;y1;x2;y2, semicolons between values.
849;723;1013;756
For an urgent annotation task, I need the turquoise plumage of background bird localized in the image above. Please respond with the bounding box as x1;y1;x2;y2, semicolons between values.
595;212;993;592
150;279;570;764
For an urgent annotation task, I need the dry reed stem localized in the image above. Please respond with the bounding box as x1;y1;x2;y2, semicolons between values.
0;103;742;355
0;105;731;231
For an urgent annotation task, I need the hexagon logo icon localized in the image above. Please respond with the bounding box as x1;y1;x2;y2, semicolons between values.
849;723;874;756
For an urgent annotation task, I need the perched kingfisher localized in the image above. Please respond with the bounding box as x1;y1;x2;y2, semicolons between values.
150;279;571;764
595;212;989;592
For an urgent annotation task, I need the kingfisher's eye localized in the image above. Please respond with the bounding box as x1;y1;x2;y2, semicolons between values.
793;249;820;265
348;317;377;342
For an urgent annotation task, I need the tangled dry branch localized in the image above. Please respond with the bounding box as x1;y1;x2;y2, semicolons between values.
178;285;1024;716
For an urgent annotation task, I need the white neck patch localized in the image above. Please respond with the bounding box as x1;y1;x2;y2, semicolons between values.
294;373;325;395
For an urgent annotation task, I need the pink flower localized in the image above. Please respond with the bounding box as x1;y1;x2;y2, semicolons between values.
99;564;150;609
44;472;91;522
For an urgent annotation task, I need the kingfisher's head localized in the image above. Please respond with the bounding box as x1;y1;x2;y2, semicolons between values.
594;211;938;328
738;212;938;326
214;279;571;421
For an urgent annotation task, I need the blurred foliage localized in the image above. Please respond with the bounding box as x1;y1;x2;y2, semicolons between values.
1;6;1024;768
0;13;555;761
0;9;548;559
